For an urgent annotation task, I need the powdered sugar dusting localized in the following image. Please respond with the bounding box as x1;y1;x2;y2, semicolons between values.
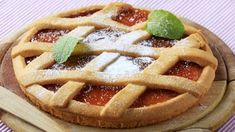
198;103;209;111
103;56;154;75
83;27;126;44
36;90;48;100
43;70;61;77
132;57;155;70
104;56;139;74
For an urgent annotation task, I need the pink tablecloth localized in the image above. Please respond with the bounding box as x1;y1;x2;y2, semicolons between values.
0;121;11;132
0;0;234;131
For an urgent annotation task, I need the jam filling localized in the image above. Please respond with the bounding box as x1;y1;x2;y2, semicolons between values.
31;28;126;44
65;9;101;18
74;85;178;107
137;34;189;48
112;7;149;26
48;55;96;70
43;84;61;92
137;36;177;48
44;84;178;108
31;29;71;43
131;89;178;108
165;61;202;81
73;84;123;106
83;28;126;44
25;56;37;64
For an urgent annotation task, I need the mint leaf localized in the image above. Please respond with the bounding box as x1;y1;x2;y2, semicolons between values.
146;10;184;39
52;36;82;64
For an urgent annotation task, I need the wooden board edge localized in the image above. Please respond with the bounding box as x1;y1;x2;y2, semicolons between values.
213;47;227;81
178;128;211;132
1;113;42;132
186;81;235;130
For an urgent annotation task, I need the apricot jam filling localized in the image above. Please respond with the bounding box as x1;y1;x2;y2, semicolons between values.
73;85;123;106
165;61;202;81
131;89;178;108
31;27;126;44
44;84;178;108
65;9;101;18
48;55;96;70
31;29;71;43
25;56;37;64
25;55;96;70
74;85;178;107
43;84;61;92
112;7;149;26
137;36;177;48
137;34;189;48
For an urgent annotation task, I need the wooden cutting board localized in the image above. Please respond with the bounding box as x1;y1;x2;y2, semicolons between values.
0;18;235;132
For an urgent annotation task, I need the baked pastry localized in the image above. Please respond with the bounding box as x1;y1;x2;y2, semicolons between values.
11;2;218;128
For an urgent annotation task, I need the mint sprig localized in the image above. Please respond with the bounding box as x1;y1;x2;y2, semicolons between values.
52;36;82;64
146;10;184;39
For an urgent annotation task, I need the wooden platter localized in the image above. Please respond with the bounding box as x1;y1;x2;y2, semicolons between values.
0;18;235;132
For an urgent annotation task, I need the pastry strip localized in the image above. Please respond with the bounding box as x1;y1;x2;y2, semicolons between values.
50;81;84;107
100;84;146;117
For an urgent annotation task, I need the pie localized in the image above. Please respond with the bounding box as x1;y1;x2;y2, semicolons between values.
11;2;218;128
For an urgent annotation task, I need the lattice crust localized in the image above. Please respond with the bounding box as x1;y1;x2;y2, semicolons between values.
11;2;218;128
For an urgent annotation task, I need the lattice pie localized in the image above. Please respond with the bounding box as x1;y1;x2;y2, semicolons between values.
11;2;218;128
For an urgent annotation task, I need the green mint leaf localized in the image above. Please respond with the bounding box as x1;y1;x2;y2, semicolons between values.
52;36;82;64
146;10;184;39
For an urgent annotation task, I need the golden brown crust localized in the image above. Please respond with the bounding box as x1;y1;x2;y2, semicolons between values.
11;2;218;128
